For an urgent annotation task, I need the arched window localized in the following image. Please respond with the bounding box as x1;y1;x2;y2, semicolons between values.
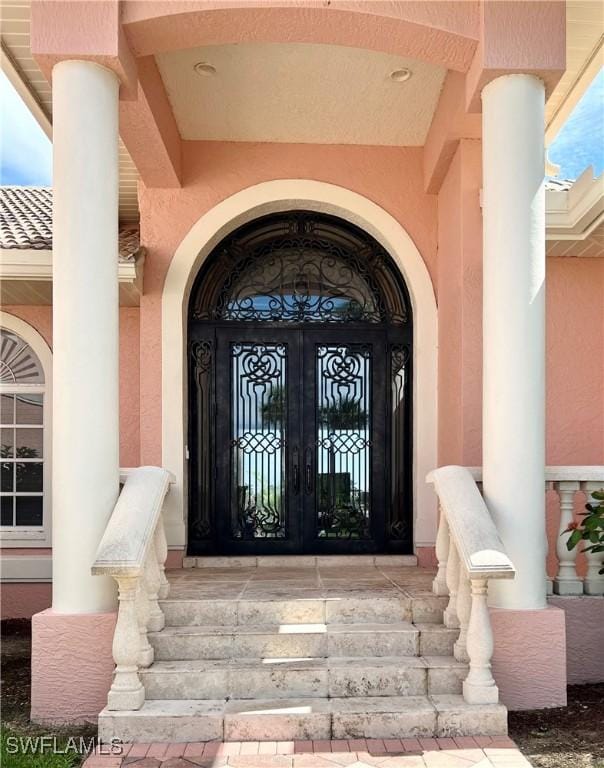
0;317;51;546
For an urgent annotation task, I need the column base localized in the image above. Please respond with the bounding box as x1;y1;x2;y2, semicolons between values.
489;606;566;710
462;679;499;705
549;596;604;684
584;579;604;596
31;609;117;724
553;578;583;596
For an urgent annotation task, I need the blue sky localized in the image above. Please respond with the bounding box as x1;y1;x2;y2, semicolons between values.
1;67;602;186
0;72;51;186
549;68;604;179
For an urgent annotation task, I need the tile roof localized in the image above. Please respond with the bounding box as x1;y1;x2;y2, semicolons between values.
545;178;574;192
0;186;142;262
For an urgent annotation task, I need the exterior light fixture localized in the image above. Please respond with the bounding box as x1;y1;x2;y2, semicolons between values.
194;62;217;76
389;68;412;83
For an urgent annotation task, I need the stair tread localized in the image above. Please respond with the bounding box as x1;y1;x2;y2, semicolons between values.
100;694;504;717
151;621;417;636
142;655;466;673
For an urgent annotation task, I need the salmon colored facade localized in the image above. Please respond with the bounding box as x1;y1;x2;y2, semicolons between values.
1;0;603;736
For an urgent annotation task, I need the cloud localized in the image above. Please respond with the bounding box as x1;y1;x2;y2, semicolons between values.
0;72;52;186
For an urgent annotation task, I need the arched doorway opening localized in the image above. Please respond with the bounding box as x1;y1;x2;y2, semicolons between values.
187;211;412;555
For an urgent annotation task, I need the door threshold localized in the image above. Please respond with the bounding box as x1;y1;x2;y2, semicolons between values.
183;554;418;569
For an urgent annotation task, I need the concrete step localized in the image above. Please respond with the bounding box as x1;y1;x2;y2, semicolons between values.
149;622;421;660
141;656;467;700
160;594;427;626
98;694;508;742
183;555;419;569
416;624;459;656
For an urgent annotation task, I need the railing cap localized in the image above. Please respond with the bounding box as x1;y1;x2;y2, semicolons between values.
92;466;173;577
427;465;515;580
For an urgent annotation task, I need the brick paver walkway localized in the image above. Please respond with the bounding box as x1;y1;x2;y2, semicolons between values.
83;736;532;767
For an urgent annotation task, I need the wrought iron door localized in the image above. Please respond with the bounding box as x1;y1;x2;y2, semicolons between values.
301;329;387;552
214;327;303;553
187;211;413;556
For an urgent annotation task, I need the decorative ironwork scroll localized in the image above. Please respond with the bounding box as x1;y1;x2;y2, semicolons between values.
389;344;411;542
189;340;214;540
191;212;409;325
230;342;287;539
315;344;372;539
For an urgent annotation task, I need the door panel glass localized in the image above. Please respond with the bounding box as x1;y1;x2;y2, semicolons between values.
230;342;287;539
315;344;372;539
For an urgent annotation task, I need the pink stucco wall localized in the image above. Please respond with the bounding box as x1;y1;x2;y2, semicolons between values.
436;139;483;467
436;149;604;580
545;259;604;578
138;140;438;464
1;582;52;620
31;609;116;724
490;606;567;710
549;596;604;685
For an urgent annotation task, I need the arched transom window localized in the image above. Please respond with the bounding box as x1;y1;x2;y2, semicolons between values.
1;325;49;543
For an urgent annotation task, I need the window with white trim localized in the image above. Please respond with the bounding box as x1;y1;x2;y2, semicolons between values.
1;326;50;545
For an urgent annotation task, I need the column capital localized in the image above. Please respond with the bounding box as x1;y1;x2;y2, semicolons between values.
31;1;137;93
465;0;565;112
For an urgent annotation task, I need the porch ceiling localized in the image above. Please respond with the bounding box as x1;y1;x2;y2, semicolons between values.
155;43;447;146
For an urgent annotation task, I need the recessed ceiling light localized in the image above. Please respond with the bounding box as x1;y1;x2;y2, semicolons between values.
194;62;216;77
389;68;412;83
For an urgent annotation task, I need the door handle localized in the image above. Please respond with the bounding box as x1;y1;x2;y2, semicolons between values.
305;447;313;494
293;447;300;495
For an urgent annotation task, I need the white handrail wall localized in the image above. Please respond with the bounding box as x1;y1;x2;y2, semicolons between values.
469;466;604;596
92;466;175;711
427;465;515;706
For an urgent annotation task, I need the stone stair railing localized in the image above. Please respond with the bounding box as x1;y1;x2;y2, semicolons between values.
427;465;515;706
469;466;604;597
92;466;175;710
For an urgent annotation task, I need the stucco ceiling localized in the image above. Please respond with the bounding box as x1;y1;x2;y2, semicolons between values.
155;43;447;145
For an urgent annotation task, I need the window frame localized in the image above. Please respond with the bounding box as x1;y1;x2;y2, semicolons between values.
0;312;52;547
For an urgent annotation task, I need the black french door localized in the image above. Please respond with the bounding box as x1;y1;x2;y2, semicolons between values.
204;326;387;555
187;210;413;556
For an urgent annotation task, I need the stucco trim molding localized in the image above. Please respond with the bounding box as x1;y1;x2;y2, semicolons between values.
161;180;438;550
1;555;52;582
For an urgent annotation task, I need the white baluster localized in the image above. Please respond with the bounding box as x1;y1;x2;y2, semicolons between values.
462;578;499;704
582;482;604;595
136;574;154;668
144;542;165;633
454;565;471;663
545;481;554;596
155;517;170;599
432;506;449;596
553;480;582;595
444;539;460;628
107;575;145;711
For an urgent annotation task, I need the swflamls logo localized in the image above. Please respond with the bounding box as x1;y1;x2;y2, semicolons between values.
5;736;123;755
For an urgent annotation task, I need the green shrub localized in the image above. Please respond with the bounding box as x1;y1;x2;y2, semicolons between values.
565;489;604;574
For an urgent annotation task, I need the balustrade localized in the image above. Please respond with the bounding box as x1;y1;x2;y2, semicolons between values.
428;465;515;706
469;467;604;597
92;466;175;711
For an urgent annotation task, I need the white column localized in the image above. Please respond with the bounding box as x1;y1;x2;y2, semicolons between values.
52;60;120;613
482;74;547;610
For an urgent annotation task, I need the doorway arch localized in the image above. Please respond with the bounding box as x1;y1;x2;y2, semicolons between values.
187;211;412;555
161;180;437;553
